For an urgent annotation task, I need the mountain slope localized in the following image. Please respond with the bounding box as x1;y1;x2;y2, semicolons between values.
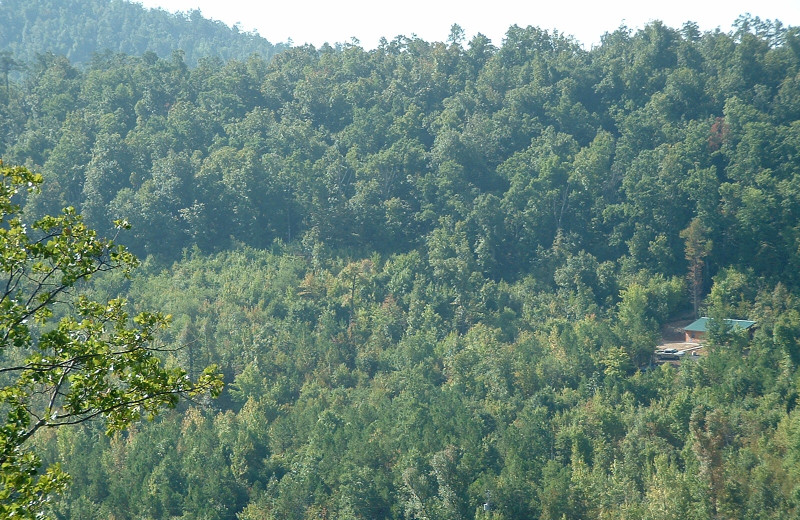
0;0;286;66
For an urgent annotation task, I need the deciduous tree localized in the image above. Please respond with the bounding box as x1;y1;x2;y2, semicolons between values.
0;162;221;518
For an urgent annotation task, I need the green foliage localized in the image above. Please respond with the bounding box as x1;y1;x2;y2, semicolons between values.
0;162;222;517
0;0;286;67
2;9;800;520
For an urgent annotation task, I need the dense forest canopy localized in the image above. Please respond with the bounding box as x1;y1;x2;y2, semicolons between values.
0;0;286;66
3;4;800;519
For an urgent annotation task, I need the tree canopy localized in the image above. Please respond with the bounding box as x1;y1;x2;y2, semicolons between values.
2;7;800;520
0;161;221;518
0;0;286;67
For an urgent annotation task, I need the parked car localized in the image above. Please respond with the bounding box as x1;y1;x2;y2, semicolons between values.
657;348;685;361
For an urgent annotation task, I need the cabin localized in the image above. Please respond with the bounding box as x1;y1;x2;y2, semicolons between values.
683;317;756;343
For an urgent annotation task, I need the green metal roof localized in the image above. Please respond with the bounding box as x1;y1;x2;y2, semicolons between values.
684;317;756;333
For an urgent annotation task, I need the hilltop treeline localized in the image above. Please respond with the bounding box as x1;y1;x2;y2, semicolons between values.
4;12;800;520
0;0;285;66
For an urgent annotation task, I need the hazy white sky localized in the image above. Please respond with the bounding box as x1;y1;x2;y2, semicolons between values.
136;0;800;49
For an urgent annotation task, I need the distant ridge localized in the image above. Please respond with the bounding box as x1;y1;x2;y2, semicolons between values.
0;0;288;66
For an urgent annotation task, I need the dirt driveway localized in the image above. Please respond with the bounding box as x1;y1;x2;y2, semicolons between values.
655;319;705;360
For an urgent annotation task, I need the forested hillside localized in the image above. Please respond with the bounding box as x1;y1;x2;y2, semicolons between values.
0;0;285;66
3;9;800;519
